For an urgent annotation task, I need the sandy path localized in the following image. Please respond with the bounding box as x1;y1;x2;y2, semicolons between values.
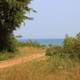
0;53;45;69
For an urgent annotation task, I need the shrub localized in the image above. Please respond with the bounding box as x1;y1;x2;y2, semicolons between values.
46;46;63;57
46;32;80;60
63;33;80;60
63;35;74;53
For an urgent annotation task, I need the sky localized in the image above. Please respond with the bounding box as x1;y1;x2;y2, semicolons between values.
14;0;80;39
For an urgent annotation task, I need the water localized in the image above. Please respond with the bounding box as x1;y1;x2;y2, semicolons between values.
17;38;64;45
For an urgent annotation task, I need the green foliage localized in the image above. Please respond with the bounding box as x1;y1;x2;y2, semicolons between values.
0;0;32;52
75;32;80;53
46;54;76;72
46;32;80;61
63;33;80;59
46;46;63;56
16;40;46;48
45;33;80;73
0;51;17;61
63;35;75;53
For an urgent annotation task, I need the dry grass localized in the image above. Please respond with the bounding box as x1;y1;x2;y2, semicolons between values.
0;47;80;80
0;47;45;61
0;58;80;80
18;47;45;56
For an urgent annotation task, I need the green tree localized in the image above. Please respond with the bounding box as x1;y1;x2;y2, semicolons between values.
64;33;80;59
63;34;75;53
0;0;32;52
74;32;80;53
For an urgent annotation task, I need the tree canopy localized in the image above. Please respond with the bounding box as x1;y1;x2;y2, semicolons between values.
0;0;32;52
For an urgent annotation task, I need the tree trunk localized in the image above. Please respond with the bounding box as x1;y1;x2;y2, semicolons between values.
0;31;15;52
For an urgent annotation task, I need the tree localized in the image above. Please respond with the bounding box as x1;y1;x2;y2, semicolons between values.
63;34;75;53
63;33;80;59
75;32;80;53
0;0;32;52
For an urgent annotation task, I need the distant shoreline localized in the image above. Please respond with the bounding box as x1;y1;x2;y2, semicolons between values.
16;38;64;45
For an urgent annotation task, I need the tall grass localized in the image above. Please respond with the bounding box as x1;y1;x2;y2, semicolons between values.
0;46;79;80
0;58;79;80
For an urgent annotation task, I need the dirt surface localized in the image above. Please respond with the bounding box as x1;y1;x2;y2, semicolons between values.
0;52;45;69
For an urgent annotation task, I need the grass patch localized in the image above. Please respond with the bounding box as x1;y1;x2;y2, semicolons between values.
0;57;80;80
46;55;78;72
0;52;18;61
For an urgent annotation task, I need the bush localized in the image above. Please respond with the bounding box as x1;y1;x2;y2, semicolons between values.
46;46;64;57
63;33;80;60
46;32;80;61
63;35;74;53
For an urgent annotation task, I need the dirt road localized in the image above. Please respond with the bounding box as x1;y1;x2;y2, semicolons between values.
0;53;45;69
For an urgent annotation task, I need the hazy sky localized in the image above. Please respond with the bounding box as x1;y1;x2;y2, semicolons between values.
14;0;80;39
